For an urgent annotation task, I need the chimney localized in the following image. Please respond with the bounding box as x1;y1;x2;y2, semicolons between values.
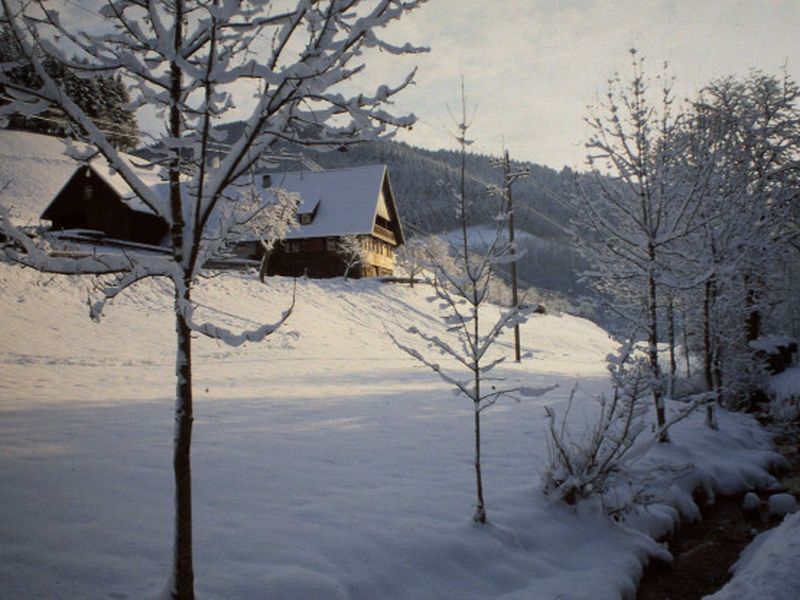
262;174;272;188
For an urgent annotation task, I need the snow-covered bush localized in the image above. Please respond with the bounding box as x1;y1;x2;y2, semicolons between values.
541;343;649;506
542;340;708;512
394;237;427;285
337;234;369;280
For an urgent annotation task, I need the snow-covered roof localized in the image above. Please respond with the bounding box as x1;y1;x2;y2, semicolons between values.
261;164;393;240
90;160;162;215
0;129;161;223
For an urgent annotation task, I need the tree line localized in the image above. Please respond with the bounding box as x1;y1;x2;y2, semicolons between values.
0;24;138;151
573;49;800;431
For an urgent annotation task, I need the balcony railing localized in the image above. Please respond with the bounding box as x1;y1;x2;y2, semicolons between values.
372;223;396;243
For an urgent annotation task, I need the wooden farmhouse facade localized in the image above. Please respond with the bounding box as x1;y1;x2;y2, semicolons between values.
0;129;169;250
41;164;168;246
235;165;405;279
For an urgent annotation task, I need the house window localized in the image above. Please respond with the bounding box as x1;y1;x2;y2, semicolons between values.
289;241;302;253
300;213;312;225
326;238;337;252
84;185;94;200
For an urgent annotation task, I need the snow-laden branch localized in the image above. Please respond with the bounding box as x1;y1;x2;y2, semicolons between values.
0;204;136;275
387;329;473;400
88;257;182;321
405;325;473;370
176;278;296;347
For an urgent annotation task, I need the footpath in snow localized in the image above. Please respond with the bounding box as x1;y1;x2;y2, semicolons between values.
0;266;788;599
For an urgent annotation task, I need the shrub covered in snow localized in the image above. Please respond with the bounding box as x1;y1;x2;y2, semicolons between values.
541;343;650;507
541;340;708;513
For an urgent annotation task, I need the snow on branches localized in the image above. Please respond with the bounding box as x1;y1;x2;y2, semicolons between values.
387;85;550;524
0;0;427;278
337;234;368;280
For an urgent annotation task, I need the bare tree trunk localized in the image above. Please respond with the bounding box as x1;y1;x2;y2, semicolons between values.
667;295;676;398
647;253;668;442
703;279;718;429
258;245;272;283
681;306;692;378
712;332;723;407
472;312;486;523
473;403;485;523
744;275;761;343
168;5;193;596
470;170;485;523
172;286;195;600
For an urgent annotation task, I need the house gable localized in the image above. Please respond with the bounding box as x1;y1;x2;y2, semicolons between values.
371;171;404;246
41;166;168;246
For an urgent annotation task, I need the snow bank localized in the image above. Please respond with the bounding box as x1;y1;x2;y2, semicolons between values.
704;511;800;600
768;366;800;421
749;335;796;354
0;264;786;599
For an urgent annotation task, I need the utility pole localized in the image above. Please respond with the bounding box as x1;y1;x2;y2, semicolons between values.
501;150;529;362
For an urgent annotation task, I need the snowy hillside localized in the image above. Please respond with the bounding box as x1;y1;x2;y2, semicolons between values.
0;265;781;599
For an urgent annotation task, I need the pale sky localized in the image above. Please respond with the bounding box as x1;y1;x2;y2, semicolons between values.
52;0;800;172
371;0;800;171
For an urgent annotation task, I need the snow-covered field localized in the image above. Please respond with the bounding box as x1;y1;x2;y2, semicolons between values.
0;265;785;599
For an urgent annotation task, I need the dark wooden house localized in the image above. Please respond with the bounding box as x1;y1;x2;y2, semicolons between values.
41;163;168;246
235;164;405;278
2;127;404;275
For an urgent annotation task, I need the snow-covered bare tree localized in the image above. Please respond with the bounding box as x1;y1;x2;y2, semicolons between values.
541;339;704;511
337;233;368;280
575;50;708;441
0;1;425;597
394;235;427;286
671;71;800;413
233;187;300;282
389;84;549;523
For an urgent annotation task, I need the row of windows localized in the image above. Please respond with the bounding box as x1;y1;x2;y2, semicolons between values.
282;236;394;256
364;237;391;256
284;238;336;253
